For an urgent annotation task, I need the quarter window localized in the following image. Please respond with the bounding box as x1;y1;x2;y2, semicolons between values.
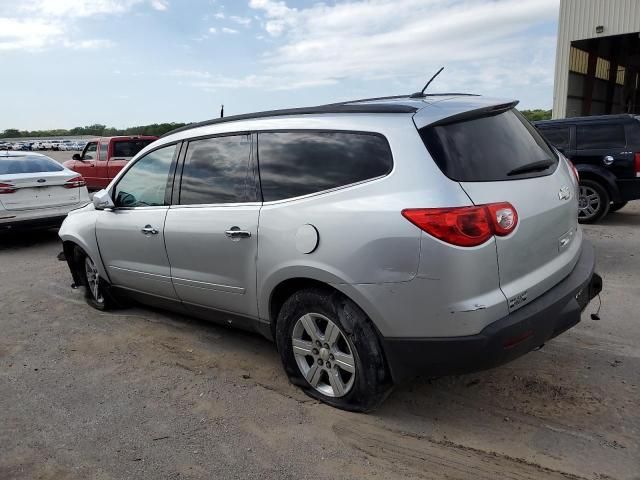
179;134;254;205
257;131;393;202
113;144;176;207
539;126;570;149
576;124;626;149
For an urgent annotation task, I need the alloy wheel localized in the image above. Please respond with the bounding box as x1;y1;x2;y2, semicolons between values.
578;185;601;221
84;256;104;304
291;313;356;398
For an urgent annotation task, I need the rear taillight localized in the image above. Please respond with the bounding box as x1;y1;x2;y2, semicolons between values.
402;202;518;247
635;153;640;178
64;175;86;189
0;182;17;194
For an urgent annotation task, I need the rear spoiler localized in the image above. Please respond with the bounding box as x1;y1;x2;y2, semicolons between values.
413;98;519;130
428;101;519;128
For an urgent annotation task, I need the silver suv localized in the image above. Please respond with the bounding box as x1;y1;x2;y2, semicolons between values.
59;95;602;411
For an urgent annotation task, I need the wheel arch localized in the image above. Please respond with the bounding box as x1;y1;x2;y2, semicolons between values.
575;164;622;202
266;276;385;344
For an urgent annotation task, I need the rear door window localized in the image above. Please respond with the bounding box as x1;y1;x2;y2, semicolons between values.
179;134;255;205
113;139;155;158
257;131;393;201
576;123;626;149
538;126;570;149
419;109;558;181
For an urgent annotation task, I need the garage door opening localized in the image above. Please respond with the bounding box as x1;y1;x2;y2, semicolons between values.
566;32;640;117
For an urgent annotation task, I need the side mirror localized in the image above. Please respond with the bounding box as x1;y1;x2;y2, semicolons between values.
93;189;115;210
72;154;81;161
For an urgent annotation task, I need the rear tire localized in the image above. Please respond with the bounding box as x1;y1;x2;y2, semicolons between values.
74;247;114;311
276;288;392;412
578;179;610;224
610;201;627;212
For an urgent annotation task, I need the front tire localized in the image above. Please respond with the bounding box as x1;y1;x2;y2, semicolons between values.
578;179;610;224
75;247;114;311
276;288;392;412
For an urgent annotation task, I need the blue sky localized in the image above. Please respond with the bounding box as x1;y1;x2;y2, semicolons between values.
0;0;560;130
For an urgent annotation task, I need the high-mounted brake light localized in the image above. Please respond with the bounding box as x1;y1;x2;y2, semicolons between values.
64;175;86;189
635;153;640;178
0;182;17;194
402;202;518;247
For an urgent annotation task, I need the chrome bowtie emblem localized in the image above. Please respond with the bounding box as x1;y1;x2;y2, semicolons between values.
558;185;571;201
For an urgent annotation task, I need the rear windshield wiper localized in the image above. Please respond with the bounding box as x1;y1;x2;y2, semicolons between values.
507;159;554;177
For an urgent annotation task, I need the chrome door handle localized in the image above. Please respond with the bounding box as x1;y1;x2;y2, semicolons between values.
141;225;159;235
225;228;251;239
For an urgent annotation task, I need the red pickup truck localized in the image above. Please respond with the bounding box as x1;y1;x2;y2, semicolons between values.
63;136;157;190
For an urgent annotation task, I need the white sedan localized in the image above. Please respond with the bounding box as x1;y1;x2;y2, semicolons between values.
0;152;90;230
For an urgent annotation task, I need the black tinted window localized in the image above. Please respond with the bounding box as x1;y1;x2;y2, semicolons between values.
113;139;155;157
180;134;254;205
576;124;626;149
257;131;392;201
420;109;557;182
538;126;570;149
0;156;63;175
114;144;175;207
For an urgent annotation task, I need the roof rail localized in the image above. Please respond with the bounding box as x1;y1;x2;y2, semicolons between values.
161;102;418;138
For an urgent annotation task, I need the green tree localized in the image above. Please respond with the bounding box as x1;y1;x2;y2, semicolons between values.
520;109;552;122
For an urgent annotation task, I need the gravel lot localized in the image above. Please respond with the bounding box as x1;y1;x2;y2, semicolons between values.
1;152;639;479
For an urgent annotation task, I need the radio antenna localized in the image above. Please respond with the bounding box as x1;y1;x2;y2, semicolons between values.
220;104;224;118
410;67;444;98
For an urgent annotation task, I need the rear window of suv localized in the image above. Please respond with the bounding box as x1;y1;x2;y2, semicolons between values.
420;109;558;182
113;139;155;158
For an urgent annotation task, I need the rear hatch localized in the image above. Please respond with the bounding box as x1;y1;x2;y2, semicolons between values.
0;156;81;211
418;103;580;311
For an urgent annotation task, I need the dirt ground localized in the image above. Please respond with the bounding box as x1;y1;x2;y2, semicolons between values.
1;159;639;478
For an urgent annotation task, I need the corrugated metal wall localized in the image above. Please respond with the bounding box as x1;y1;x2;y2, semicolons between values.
552;0;640;118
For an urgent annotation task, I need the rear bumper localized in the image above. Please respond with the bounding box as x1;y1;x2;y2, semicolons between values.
382;240;602;383
0;215;67;230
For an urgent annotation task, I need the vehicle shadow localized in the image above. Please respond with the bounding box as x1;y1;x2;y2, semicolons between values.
0;228;61;251
598;206;640;226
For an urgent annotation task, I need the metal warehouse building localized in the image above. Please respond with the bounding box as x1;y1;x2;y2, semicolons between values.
553;0;640;118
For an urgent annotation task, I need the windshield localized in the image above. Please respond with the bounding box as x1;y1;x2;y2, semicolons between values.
0;155;64;175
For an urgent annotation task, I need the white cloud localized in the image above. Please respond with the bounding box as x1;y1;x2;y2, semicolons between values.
1;0;165;52
150;0;168;11
247;0;560;94
214;12;225;19
208;27;217;34
22;0;142;17
64;38;116;49
222;27;238;34
229;15;251;26
170;69;337;91
0;17;63;51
